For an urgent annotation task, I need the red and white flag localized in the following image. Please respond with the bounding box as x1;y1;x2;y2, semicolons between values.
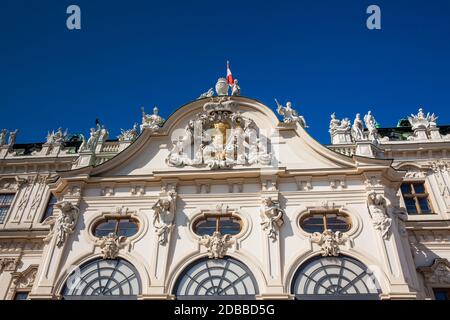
226;61;234;85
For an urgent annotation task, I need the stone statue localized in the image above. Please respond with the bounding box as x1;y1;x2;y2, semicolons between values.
352;113;364;140
367;191;392;240
231;79;241;96
408;107;438;130
97;125;109;143
339;118;351;130
311;229;348;256
8;129;18;146
275;99;307;128
260;196;284;241
199;231;234;259
96;233;126;259
118;123;139;142
429;113;438;128
329;113;341;133
198;88;214;99
152;189;177;245
0;129;7;146
364;111;379;141
43;201;79;248
46;128;68;145
141;106;165;131
81;127;100;152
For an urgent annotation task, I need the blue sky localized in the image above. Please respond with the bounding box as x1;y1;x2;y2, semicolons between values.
1;0;449;144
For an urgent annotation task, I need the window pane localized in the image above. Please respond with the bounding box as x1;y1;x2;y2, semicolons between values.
94;221;117;237
219;217;241;235
41;195;58;222
0;194;15;224
413;183;426;194
14;292;29;300
0;194;14;205
0;207;9;224
117;220;139;237
301;216;325;233
404;198;418;214
418;197;432;214
326;215;351;232
433;289;450;300
400;184;412;195
195;218;217;236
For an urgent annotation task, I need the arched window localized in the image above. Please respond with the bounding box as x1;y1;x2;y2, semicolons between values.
62;259;141;300
291;256;381;300
174;257;258;300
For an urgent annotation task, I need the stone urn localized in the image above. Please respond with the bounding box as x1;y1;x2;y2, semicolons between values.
215;78;229;96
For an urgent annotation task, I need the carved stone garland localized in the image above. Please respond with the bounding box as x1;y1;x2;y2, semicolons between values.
166;98;272;170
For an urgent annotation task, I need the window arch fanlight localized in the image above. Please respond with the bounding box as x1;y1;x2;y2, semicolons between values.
174;257;259;300
62;258;141;300
291;255;381;300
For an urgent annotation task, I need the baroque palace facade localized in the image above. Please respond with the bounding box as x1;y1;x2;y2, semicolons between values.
1;78;450;300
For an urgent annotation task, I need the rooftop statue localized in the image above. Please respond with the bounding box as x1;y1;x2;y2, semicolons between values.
329;113;341;133
118;123;139;142
46;128;68;145
231;79;241;96
7;129;18;146
408;107;438;130
275;99;307;128
364;111;379;142
141;106;165;131
79;123;104;152
198;88;214;99
0;129;7;146
352;113;365;140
